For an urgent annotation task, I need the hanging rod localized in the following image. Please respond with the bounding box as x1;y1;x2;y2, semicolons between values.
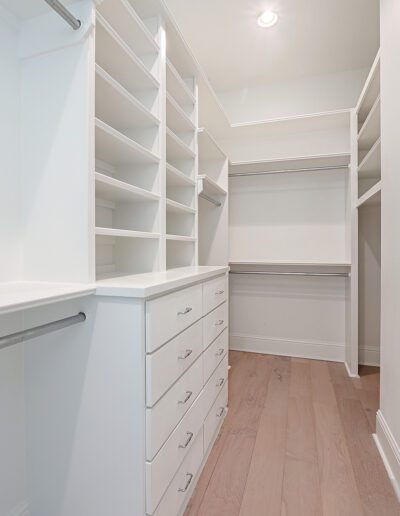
199;192;222;207
229;271;349;278
44;0;81;30
0;312;86;351
229;165;349;178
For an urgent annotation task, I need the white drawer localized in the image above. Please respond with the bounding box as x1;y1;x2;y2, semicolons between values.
204;383;228;453
146;356;203;460
146;390;204;514
152;430;204;516
203;274;228;315
146;284;203;352
204;301;228;349
204;328;229;383
146;320;203;407
203;353;228;418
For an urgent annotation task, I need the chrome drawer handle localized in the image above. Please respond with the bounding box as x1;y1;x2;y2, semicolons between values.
178;431;194;449
215;319;224;326
215;289;225;295
178;473;193;493
215;348;225;357
178;307;193;316
178;349;193;360
216;407;225;417
178;391;193;404
216;378;225;387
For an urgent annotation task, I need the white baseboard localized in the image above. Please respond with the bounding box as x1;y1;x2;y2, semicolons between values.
359;346;380;366
230;333;345;362
374;410;400;502
8;502;29;516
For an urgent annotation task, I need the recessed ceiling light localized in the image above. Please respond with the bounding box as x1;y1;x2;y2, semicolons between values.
257;10;278;28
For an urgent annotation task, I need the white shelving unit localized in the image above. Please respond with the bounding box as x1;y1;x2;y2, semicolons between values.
348;51;382;374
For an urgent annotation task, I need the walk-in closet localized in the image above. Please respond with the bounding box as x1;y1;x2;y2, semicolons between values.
0;1;399;515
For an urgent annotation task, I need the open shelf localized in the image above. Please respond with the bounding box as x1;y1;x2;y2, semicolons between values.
166;163;195;187
357;51;380;127
95;65;159;132
95;227;160;239
166;127;196;160
166;235;196;242
197;175;227;197
166;198;196;214
95;172;160;203
358;95;380;151
358;138;381;179
357;181;382;208
97;0;159;57
166;93;196;134
96;13;159;94
166;58;196;108
198;128;226;161
95;118;159;167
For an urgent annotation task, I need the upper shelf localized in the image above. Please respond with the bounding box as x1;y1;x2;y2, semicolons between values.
357;51;380;126
166;93;196;134
166;128;196;160
357;181;382;208
95;172;160;203
229;153;351;177
198;128;227;161
96;13;159;93
166;163;196;187
97;0;159;56
0;282;95;316
166;58;195;107
358;95;380;151
197;175;227;197
358;138;381;179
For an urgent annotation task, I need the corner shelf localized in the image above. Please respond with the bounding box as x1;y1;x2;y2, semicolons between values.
96;13;159;93
95;118;159;166
358;138;381;179
97;0;159;56
95;172;160;203
95;65;159;131
357;181;382;208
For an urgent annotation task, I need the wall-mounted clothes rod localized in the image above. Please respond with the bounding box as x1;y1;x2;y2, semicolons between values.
199;192;222;207
44;0;81;30
0;312;86;351
229;165;349;178
229;271;349;278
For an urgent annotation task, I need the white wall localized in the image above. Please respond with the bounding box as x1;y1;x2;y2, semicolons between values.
0;8;21;281
218;68;369;124
376;0;400;500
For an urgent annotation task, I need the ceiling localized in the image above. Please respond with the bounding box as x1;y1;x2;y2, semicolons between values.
165;0;380;92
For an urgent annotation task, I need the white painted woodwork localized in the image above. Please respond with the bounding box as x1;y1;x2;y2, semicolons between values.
203;328;229;384
202;353;229;422
204;383;228;452
202;275;228;315
203;301;229;348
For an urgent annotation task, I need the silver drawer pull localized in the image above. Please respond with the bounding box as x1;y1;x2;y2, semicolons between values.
216;407;225;417
178;472;193;493
215;289;225;295
215;319;224;326
216;348;225;356
216;378;225;387
178;431;194;449
178;390;193;404
178;349;193;360
178;307;193;316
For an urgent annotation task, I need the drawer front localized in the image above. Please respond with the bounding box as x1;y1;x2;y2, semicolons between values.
152;430;204;516
204;301;228;350
146;390;204;514
204;328;229;384
146;284;203;352
203;274;228;315
146;320;203;407
203;353;228;418
146;356;203;460
204;383;228;453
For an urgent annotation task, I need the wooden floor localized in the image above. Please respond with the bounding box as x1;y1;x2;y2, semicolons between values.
185;352;400;516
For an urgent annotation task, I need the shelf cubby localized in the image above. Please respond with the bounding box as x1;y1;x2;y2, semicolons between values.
358;95;380;152
357;181;382;208
166;58;196;115
96;13;159;110
166;163;196;187
358;137;381;197
166;239;196;270
166;198;196;214
95;172;160;203
166;209;195;238
166;128;196;176
357;53;380;129
166;93;196;134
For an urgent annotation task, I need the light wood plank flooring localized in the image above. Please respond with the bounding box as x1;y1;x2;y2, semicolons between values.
185;352;400;516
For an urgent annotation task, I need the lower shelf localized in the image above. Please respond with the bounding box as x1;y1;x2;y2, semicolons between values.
357;180;381;208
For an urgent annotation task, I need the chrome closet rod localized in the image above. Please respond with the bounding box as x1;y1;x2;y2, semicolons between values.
199;192;222;207
0;312;86;351
44;0;81;30
229;271;349;278
229;165;349;178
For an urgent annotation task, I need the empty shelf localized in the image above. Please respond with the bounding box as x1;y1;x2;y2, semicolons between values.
95;118;159;166
166;198;196;214
358;138;381;179
166;128;196;160
166;235;196;242
95;65;159;131
95;227;160;239
166;58;195;107
357;181;382;208
166;93;196;134
358;95;380;150
95;173;160;203
198;128;227;161
166;163;196;187
197;175;227;197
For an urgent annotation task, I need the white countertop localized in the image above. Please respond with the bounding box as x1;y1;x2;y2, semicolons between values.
96;266;229;298
0;281;96;315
